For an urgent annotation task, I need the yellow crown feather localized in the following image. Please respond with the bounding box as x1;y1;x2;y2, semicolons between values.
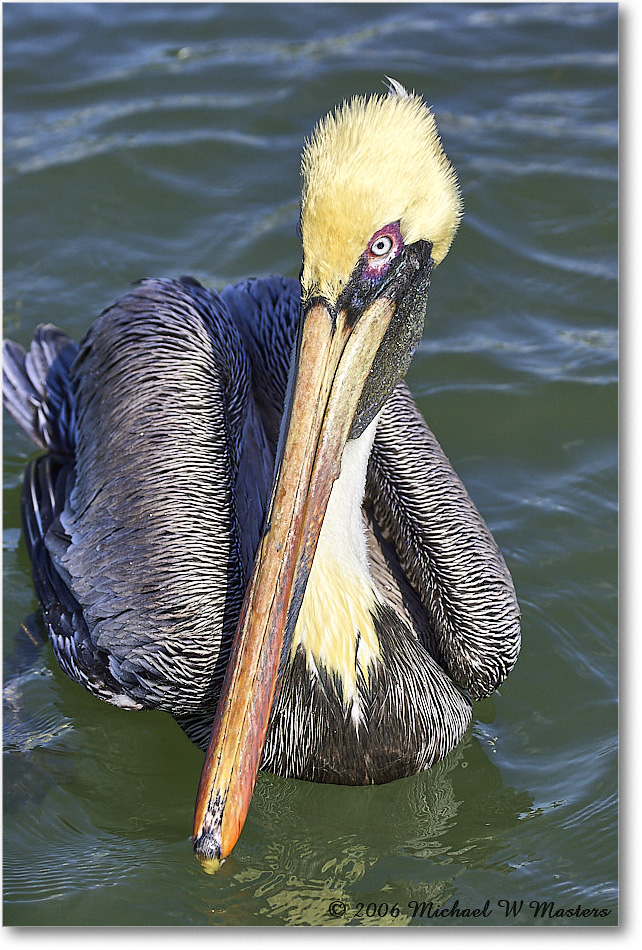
300;86;463;301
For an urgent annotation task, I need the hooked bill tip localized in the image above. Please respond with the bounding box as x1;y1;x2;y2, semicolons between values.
193;828;223;872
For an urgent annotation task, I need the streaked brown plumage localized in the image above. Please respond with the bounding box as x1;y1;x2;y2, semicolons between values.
3;81;520;868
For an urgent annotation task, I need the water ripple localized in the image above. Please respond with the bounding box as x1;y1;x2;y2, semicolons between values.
3;0;618;926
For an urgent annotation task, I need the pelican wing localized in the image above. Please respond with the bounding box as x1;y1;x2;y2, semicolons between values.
4;277;298;721
4;276;518;746
366;382;521;700
220;277;300;450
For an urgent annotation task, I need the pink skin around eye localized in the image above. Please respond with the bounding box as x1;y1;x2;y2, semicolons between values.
362;221;404;280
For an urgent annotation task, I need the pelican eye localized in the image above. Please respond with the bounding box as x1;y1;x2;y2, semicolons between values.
360;222;403;282
370;235;393;257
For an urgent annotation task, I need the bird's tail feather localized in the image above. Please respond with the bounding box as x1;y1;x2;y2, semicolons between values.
3;324;77;455
21;452;139;708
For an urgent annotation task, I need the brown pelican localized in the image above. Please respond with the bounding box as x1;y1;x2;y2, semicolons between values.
3;82;520;870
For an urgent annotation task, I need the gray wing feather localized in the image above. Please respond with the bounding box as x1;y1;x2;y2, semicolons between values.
4;274;518;748
221;277;299;449
367;381;521;699
3;326;77;454
4;277;297;720
54;278;255;716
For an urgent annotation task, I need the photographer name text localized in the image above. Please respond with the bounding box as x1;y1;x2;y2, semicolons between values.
326;898;613;921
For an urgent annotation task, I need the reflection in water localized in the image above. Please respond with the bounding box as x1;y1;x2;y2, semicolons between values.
3;620;49;740
3;619;73;813
2;622;533;925
2;0;617;926
210;736;533;925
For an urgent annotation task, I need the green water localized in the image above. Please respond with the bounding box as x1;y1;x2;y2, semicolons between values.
3;2;617;927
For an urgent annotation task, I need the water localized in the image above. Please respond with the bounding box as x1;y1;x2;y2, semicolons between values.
3;2;617;927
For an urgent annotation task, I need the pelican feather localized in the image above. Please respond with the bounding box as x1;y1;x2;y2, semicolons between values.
3;84;520;865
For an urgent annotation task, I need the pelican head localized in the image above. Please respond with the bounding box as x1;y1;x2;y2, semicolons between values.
193;83;462;868
299;87;462;438
300;87;462;299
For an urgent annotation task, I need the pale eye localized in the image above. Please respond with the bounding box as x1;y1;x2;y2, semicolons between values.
370;235;394;257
